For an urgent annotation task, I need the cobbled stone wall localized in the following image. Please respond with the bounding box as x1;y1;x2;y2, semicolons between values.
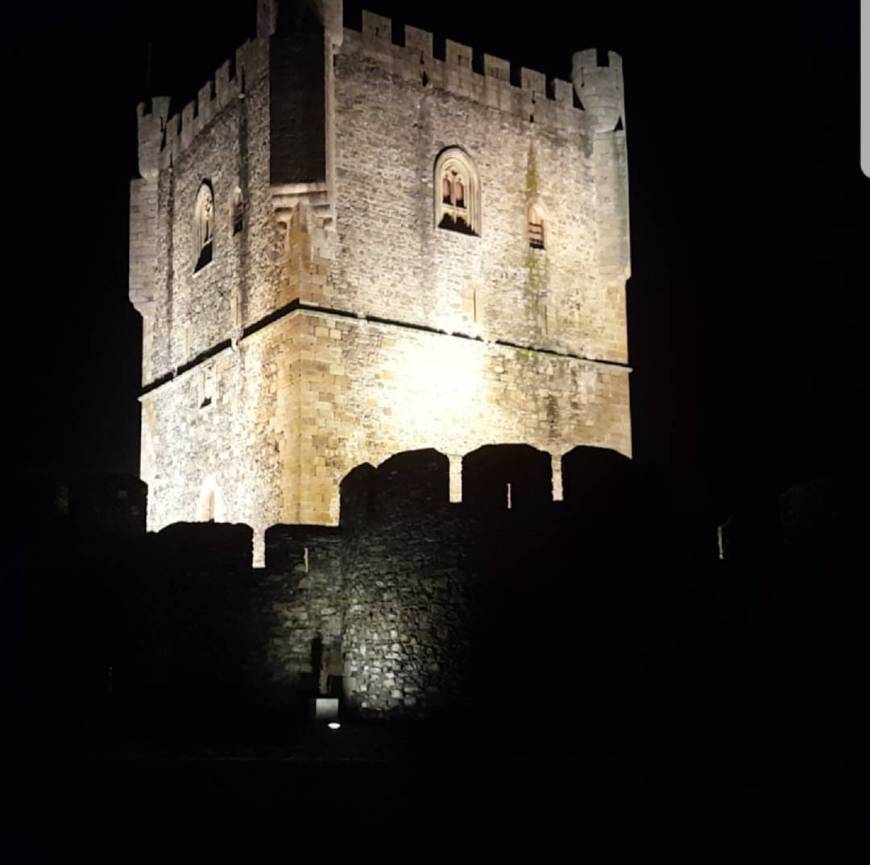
339;451;475;717
252;524;344;698
248;446;639;719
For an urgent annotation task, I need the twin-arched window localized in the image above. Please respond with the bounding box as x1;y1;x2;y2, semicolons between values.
434;148;480;236
434;148;546;249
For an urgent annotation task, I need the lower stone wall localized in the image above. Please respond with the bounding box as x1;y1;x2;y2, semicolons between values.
251;525;344;701
341;451;475;717
122;523;254;712
121;445;650;720
243;445;646;719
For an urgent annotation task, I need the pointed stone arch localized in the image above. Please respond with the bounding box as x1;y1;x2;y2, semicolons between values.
434;146;481;236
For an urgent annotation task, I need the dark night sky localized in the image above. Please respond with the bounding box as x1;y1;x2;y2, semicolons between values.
11;0;868;520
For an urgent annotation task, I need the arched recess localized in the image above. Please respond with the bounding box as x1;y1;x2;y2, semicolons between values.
434;146;481;236
196;477;224;522
462;444;552;512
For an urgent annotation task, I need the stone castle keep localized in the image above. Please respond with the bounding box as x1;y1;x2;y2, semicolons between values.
129;0;631;566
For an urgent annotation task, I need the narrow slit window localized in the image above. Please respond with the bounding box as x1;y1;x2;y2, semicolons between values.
194;181;215;271
231;186;244;235
528;205;545;250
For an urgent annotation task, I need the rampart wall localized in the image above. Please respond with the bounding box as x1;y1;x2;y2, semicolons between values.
249;445;644;718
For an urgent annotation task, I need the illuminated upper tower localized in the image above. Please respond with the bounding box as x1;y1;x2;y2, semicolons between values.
129;0;632;561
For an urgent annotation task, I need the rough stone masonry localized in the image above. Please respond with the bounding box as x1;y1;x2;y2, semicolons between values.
129;0;632;563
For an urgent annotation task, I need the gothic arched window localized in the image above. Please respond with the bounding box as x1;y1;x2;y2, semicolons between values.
434;148;480;236
194;181;215;271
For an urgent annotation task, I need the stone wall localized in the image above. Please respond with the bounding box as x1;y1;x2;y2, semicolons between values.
150;57;274;380
329;24;627;364
125;523;254;705
249;445;646;720
131;37;276;385
340;451;475;716
252;523;344;700
25;447;646;723
293;310;631;524
139;318;303;562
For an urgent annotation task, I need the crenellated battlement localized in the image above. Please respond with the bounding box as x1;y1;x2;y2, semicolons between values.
342;10;591;131
134;7;625;178
338;445;636;531
135;37;269;175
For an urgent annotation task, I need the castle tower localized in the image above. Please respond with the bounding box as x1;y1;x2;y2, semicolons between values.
129;1;632;562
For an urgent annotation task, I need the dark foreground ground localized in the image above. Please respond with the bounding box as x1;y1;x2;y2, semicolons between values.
9;471;868;860
10;719;868;862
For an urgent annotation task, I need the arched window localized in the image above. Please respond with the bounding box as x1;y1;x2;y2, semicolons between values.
434;147;480;236
194;181;215;271
528;203;545;250
230;186;244;235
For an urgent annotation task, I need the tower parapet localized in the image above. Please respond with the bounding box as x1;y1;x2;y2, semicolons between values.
130;98;170;326
155;38;268;170
571;49;626;134
343;11;583;135
135;97;169;180
133;12;627;182
570;49;631;286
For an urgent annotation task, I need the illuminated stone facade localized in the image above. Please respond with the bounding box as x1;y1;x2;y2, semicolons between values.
129;1;631;562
